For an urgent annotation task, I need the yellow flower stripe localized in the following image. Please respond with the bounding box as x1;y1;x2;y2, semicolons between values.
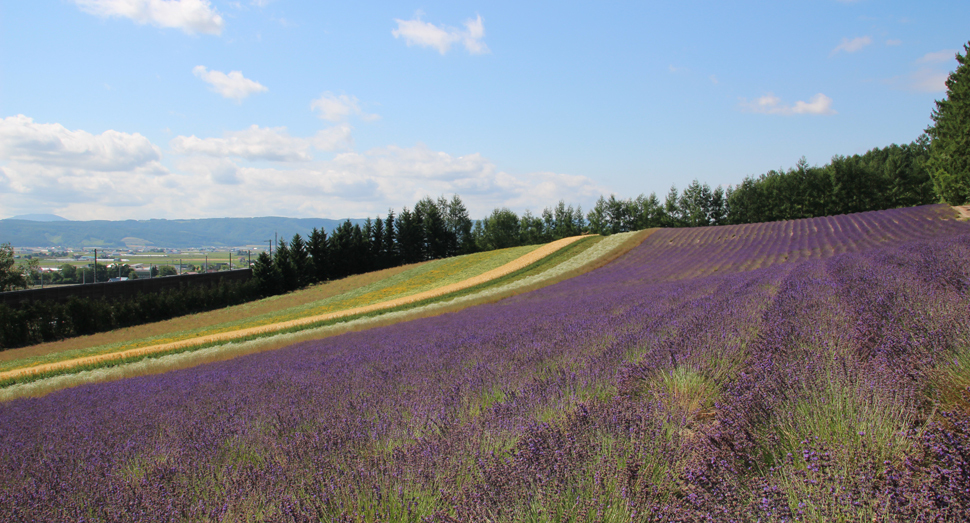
65;246;538;359
1;236;584;381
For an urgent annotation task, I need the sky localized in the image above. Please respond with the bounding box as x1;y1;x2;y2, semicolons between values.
0;0;967;221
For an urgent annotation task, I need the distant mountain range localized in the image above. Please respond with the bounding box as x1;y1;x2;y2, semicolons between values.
0;217;364;248
9;214;70;222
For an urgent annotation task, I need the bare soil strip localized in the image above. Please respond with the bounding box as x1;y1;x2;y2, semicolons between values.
0;236;585;382
954;205;970;219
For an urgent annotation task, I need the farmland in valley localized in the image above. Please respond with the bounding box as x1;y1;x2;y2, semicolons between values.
2;204;970;520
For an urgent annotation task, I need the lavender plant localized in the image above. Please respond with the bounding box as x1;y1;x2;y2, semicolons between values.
2;204;970;521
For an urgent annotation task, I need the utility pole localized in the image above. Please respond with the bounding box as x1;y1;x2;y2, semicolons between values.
267;239;272;257
205;254;208;273
94;249;98;284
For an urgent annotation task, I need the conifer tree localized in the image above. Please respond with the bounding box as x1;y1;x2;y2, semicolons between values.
289;234;312;287
926;42;970;204
308;227;330;283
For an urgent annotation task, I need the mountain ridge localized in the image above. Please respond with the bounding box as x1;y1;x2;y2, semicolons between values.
0;216;364;248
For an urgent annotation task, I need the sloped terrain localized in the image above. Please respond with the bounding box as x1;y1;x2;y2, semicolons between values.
2;205;969;521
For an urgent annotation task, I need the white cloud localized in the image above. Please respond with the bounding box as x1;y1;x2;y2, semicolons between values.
886;39;902;46
0;116;170;219
193;66;268;102
917;49;957;64
831;36;872;55
461;15;488;54
0;118;603;220
170;124;352;161
740;93;836;115
153;143;604;219
72;0;224;35
392;13;489;55
310;92;379;122
0;115;163;171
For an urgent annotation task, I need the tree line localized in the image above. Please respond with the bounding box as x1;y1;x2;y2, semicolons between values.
2;42;967;349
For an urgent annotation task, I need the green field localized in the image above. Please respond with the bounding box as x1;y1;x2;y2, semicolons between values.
0;232;647;397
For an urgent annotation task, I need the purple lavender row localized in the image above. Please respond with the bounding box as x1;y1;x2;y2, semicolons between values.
1;204;969;521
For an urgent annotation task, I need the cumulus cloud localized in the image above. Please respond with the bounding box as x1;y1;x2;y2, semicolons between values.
143;142;602;219
310;92;379;122
72;0;224;35
392;13;489;55
0;115;163;171
0;115;171;219
193;66;268;102
739;93;836;116
0;118;603;220
170;124;352;161
831;36;872;55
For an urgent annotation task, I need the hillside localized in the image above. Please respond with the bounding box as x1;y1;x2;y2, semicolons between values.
0;231;646;392
2;205;969;520
0;216;363;248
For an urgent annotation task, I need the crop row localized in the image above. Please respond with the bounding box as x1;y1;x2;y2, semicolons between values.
0;244;543;376
1;206;968;520
0;234;631;392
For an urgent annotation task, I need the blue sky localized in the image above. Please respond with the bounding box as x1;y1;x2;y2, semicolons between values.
1;0;967;220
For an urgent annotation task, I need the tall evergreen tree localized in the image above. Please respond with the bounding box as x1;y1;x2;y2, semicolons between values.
328;220;354;279
289;233;312;288
371;216;385;269
416;197;448;259
586;196;609;235
274;239;298;291
663;185;683;227
445;195;473;255
308;227;330;283
383;210;398;267
396;207;424;264
926;42;970;204
252;251;283;296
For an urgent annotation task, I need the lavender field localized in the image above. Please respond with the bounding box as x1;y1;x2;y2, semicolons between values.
3;205;970;522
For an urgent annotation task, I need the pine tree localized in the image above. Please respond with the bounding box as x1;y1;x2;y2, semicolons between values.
289;234;311;288
926;42;970;204
253;251;283;296
308;227;329;283
274;240;297;291
446;194;473;254
383;211;398;267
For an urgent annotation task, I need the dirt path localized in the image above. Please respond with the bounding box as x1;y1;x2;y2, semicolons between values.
1;236;585;382
954;205;970;219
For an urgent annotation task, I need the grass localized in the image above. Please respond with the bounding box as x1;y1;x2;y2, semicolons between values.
0;232;650;399
934;342;970;412
0;246;541;374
